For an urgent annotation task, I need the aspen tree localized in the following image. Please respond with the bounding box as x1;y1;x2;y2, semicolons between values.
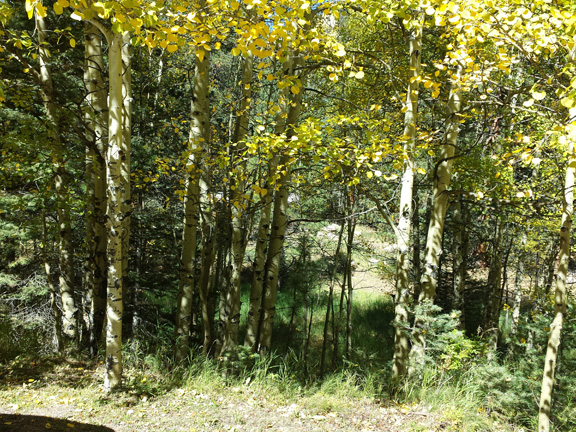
538;105;576;432
121;31;132;334
391;12;423;384
104;31;125;391
511;233;526;336
257;52;307;355
221;50;254;356
451;197;468;329
84;21;108;355
35;10;78;342
175;41;210;361
244;61;290;352
41;208;64;354
194;42;216;355
412;47;464;363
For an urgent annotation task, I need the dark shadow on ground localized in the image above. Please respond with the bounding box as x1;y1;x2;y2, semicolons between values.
0;413;115;432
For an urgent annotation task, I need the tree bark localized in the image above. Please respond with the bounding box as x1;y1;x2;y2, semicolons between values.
320;221;345;377
538;108;575;432
511;232;526;337
35;11;78;343
452;197;468;329
121;31;132;336
104;32;125;392
412;48;463;362
84;21;108;356
485;214;503;355
244;57;289;350
391;13;422;384
41;208;64;355
175;43;210;361
221;51;254;357
256;52;307;354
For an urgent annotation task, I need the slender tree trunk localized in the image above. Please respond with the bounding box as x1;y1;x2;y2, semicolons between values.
121;31;132;336
320;221;345;377
452;196;468;329
104;32;125;392
132;194;144;334
485;214;503;355
35;11;78;343
257;154;291;355
538;109;575;432
333;257;348;368
511;232;527;336
198;212;217;355
175;43;210;361
257;53;307;355
412;191;421;302
41;209;64;355
345;205;356;360
542;237;559;296
244;56;291;351
243;156;278;351
84;21;108;356
221;52;253;357
391;14;422;384
412;51;463;361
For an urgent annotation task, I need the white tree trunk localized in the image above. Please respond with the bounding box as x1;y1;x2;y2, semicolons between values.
36;11;78;342
175;42;211;361
84;21;108;355
257;54;306;355
104;32;124;392
391;14;422;384
538;107;575;431
221;52;254;356
121;31;132;333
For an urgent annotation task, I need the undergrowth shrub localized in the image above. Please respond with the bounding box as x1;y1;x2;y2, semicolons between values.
400;301;576;431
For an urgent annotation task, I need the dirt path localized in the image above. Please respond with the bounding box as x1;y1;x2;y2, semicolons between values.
1;393;446;432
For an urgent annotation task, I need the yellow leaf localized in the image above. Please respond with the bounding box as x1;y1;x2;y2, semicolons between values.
70;38;76;48
522;99;534;108
561;97;574;108
196;50;205;61
532;90;546;101
355;71;365;79
25;0;34;19
416;168;426;174
167;44;178;53
290;86;300;95
231;47;241;56
54;2;64;15
36;3;47;17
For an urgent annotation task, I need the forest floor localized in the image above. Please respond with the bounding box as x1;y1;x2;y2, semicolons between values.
0;357;514;432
